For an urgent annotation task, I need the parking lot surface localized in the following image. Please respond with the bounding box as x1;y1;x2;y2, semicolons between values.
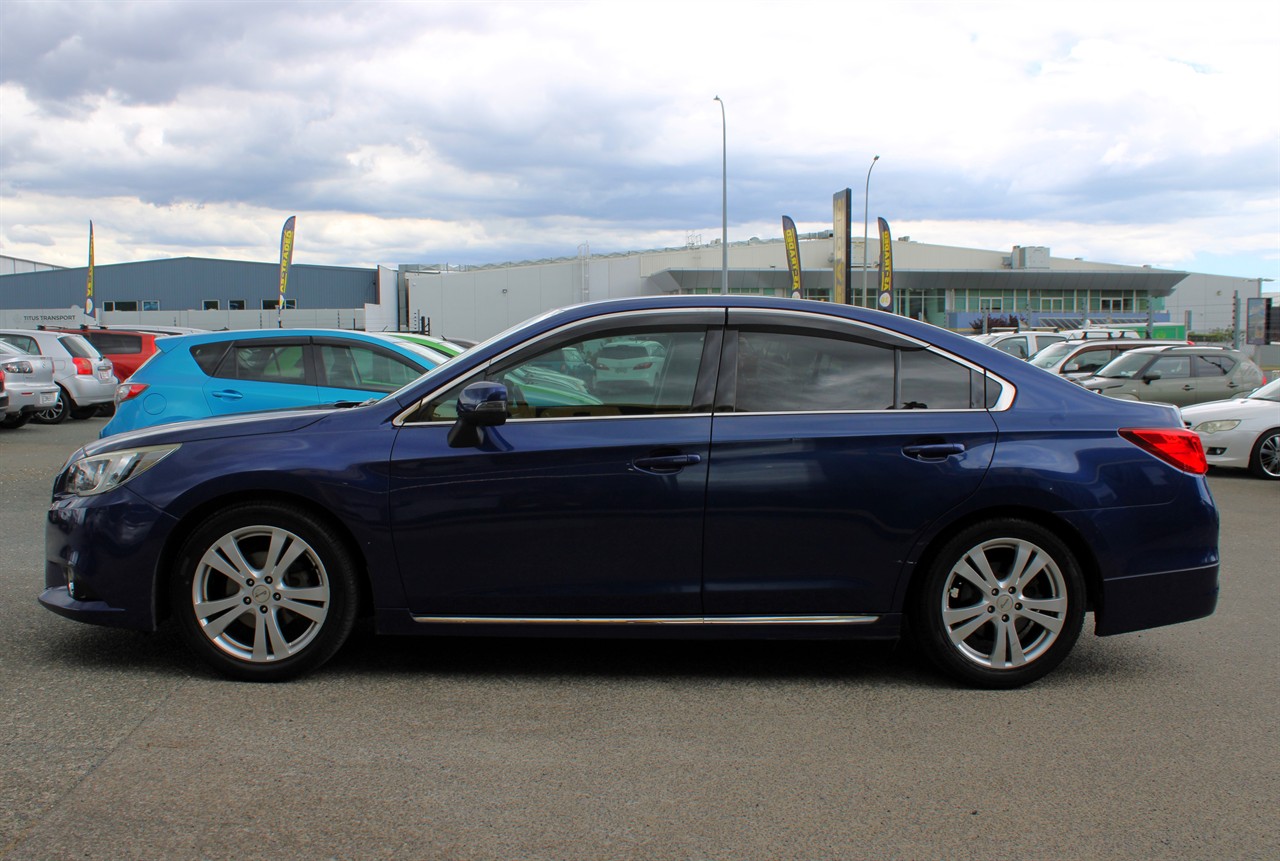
2;419;1276;860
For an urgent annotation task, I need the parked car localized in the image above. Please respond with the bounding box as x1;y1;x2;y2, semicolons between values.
100;328;449;437
1181;379;1280;479
593;339;667;392
1080;346;1264;407
969;331;1067;360
41;296;1219;688
0;329;117;423
0;341;61;429
379;332;468;358
52;326;166;381
1028;338;1190;380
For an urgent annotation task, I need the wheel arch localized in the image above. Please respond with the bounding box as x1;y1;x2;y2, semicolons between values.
153;489;375;626
903;505;1101;618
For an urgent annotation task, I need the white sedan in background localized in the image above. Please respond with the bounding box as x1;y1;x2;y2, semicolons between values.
1181;379;1280;480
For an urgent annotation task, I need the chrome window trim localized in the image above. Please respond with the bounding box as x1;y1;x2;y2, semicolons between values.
411;614;880;626
394;306;1016;426
395;307;721;427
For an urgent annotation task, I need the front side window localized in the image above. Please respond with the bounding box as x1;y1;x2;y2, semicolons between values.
318;344;424;393
1148;356;1192;380
415;326;709;422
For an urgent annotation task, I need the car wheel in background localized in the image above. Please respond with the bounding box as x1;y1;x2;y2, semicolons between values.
1;413;31;429
171;503;359;681
1249;428;1280;480
912;519;1085;689
32;387;70;425
70;405;99;420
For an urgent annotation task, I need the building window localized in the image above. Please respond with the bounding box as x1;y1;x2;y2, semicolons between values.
262;299;297;310
102;301;115;312
1040;296;1065;312
142;300;160;311
203;300;221;311
112;300;139;312
978;297;1003;312
229;299;246;310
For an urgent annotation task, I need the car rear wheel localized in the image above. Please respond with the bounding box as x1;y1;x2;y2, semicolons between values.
912;520;1085;688
172;503;359;681
32;386;70;424
1249;428;1280;480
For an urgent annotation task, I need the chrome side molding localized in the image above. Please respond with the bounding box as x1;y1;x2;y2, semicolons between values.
410;614;879;626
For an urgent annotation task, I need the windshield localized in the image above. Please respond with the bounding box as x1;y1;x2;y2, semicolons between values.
1247;378;1280;402
1094;352;1156;379
1029;342;1072;368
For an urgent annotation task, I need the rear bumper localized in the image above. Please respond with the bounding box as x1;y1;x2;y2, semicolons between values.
1094;563;1219;636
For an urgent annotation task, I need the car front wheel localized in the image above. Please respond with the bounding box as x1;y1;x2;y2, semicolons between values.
912;520;1085;688
1249;428;1280;480
171;503;359;681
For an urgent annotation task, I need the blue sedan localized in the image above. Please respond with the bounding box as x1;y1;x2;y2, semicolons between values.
42;297;1219;687
100;328;449;437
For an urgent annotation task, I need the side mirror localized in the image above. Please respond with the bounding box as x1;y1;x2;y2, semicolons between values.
1142;371;1163;384
447;381;508;448
1063;362;1079;373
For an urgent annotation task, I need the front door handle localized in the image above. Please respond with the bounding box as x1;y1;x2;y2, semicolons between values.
902;443;966;461
632;453;702;474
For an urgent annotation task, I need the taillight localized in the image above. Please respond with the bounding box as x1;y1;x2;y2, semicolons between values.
116;382;148;404
1120;428;1208;474
633;361;654;370
72;357;94;375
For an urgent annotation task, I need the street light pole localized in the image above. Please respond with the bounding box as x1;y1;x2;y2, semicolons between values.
714;95;727;295
862;154;879;306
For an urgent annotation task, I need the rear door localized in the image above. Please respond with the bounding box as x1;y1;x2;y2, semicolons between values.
201;337;321;415
703;309;999;615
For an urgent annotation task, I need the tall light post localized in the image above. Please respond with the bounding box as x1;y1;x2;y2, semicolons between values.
861;154;879;305
713;95;727;294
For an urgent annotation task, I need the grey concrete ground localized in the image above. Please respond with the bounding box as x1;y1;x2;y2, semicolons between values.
1;418;1276;860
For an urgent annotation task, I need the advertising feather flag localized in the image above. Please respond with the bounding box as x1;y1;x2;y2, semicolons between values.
877;217;894;313
85;221;96;320
782;215;803;298
277;216;296;323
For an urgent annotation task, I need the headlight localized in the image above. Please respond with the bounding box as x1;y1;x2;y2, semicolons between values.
1192;420;1240;435
61;445;180;496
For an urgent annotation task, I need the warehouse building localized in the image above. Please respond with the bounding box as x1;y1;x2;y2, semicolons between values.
1;236;1268;346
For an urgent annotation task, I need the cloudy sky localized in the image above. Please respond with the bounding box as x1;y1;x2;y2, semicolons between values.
2;0;1277;289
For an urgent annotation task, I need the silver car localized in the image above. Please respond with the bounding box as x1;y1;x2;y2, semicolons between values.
0;329;117;423
0;341;61;429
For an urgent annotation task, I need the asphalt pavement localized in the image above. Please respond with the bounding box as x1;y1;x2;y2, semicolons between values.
1;418;1276;860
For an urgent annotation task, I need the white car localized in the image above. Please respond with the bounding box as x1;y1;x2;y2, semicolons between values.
969;331;1067;360
1181;379;1280;480
593;339;667;392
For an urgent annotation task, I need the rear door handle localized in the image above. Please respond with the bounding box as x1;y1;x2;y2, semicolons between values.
210;389;245;401
632;453;702;474
902;443;966;461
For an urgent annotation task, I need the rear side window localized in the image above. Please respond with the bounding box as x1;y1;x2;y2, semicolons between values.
1193;354;1235;377
214;343;308;385
57;334;99;359
0;334;39;353
729;328;986;412
191;342;230;375
84;332;142;354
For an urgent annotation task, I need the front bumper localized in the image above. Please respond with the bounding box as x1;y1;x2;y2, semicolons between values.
43;490;177;631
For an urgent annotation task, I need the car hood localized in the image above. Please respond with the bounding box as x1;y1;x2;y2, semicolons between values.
83;407;335;457
1182;395;1280;421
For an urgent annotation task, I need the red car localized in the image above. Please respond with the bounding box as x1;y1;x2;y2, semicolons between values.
52;327;163;381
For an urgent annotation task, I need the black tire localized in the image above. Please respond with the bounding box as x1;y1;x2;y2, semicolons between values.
1248;428;1280;480
32;386;70;425
171;503;360;681
911;519;1085;689
1;412;31;429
